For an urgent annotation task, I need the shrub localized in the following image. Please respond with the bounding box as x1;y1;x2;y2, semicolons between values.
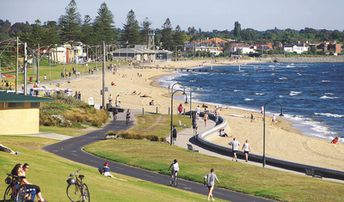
107;131;161;142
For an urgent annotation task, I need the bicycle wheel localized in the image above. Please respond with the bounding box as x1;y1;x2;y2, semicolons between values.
81;184;90;202
15;186;28;202
66;184;82;202
3;185;14;202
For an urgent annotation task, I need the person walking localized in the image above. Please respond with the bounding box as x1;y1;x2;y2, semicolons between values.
203;112;209;127
178;104;183;115
108;94;113;105
126;109;131;125
196;105;201;119
242;140;250;162
168;159;179;186
172;125;177;144
204;168;220;201
229;137;240;162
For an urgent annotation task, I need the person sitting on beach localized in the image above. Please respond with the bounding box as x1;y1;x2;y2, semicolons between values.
250;113;254;122
149;100;155;106
331;137;340;144
219;128;228;137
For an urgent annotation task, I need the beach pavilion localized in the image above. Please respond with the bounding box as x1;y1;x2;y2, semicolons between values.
0;92;50;135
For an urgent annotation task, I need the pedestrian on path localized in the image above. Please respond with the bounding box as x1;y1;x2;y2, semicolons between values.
204;168;220;201
203;112;209;127
242;140;250;162
178;104;183;114
229;137;240;162
172;125;177;144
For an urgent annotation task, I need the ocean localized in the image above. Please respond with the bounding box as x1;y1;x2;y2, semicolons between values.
159;62;344;141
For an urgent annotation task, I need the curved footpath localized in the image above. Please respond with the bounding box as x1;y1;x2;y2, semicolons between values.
44;112;271;202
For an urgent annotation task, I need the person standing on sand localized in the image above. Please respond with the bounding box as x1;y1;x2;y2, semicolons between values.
204;168;220;201
229;137;240;162
242;140;250;162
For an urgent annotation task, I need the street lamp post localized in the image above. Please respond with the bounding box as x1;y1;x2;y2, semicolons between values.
170;89;186;145
262;102;283;167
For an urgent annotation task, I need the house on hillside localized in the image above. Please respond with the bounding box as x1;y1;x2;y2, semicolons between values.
185;37;228;56
225;42;256;55
0;92;50;134
49;42;86;64
283;43;309;54
111;45;172;62
317;41;342;55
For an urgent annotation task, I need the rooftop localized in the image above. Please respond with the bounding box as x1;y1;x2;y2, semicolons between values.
0;92;51;103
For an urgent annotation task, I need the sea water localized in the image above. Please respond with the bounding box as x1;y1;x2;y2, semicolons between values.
159;63;344;141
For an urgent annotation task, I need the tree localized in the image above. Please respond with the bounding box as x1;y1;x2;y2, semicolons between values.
42;21;61;46
141;17;151;45
58;0;81;43
173;25;185;51
161;18;174;50
122;9;140;45
234;21;241;40
80;15;95;45
93;2;116;44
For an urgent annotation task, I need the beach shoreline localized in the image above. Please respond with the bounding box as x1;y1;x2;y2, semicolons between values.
52;58;344;171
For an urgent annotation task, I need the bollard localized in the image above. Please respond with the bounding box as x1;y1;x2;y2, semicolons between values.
183;108;186;116
142;108;145;115
168;107;170;115
156;106;159;114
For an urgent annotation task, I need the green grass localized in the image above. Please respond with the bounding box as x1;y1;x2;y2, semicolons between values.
85;139;344;202
39;126;90;136
125;114;191;138
0;136;226;202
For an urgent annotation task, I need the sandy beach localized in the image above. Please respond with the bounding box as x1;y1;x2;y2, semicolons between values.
53;58;344;171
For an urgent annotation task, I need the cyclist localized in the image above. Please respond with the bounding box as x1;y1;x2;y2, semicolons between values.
168;159;179;185
20;163;47;202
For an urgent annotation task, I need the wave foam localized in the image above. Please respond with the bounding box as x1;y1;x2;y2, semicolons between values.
244;98;254;101
289;91;302;96
320;95;339;99
255;92;265;96
314;113;344;118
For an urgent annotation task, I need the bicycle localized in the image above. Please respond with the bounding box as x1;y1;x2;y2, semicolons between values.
3;174;36;202
66;169;90;202
169;171;178;187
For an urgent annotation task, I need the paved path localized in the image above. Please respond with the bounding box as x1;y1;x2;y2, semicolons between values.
44;112;272;202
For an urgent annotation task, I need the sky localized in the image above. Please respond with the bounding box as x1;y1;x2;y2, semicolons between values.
1;0;344;31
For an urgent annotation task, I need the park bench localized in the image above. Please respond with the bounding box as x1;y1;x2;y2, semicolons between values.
305;168;322;178
187;144;199;152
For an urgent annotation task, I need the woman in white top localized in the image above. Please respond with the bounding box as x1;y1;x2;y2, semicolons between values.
242;140;250;162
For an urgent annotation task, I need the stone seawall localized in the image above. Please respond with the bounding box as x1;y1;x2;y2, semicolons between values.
271;56;344;63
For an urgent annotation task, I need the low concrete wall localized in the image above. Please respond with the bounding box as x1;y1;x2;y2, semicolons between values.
196;113;344;181
0;108;39;134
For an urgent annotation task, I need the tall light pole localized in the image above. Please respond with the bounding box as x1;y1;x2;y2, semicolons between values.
102;41;106;109
262;102;284;167
170;89;186;145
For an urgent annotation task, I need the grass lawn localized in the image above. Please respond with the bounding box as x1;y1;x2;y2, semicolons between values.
86;139;344;202
39;126;92;136
0;136;226;202
124;114;191;138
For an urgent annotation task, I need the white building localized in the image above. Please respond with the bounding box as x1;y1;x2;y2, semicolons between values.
284;44;309;54
194;46;223;56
